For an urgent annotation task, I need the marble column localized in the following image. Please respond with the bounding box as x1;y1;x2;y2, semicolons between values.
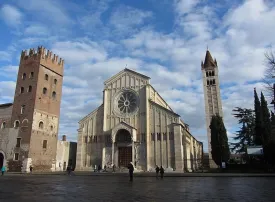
112;141;115;165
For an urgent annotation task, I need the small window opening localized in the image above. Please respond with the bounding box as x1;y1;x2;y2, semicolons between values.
43;140;47;149
43;87;47;95
52;91;56;99
14;120;20;128
213;79;216;85
21;105;25;114
20;87;24;94
1;122;6;129
45;74;48;80
16;138;21;147
54;79;57;84
22;73;26;80
28;86;32;92
30;72;34;78
14;153;19;161
207;80;210;85
39;121;44;129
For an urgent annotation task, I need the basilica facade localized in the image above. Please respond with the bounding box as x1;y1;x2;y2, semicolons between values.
76;68;203;172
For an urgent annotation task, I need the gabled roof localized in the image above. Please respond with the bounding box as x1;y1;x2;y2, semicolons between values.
0;103;13;108
104;68;150;85
149;100;180;117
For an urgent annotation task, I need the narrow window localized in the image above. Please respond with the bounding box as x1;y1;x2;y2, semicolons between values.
14;153;19;160
1;122;6;129
22;73;26;80
28;86;32;92
213;79;216;85
206;72;208;77
14;120;20;128
210;80;213;85
21;105;25;114
43;87;47;94
52;91;56;99
54;79;57;85
20;87;24;94
30;72;34;79
207;80;209;85
16;138;21;147
212;71;215;76
45;74;48;80
43;140;47;149
39;121;44;129
50;125;53;131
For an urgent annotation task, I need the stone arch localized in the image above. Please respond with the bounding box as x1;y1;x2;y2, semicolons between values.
112;125;133;143
115;129;132;143
0;150;6;169
14;120;20;128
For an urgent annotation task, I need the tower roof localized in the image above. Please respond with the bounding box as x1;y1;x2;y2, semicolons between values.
202;50;217;68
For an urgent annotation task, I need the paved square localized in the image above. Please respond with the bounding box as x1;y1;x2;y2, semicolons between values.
0;175;275;202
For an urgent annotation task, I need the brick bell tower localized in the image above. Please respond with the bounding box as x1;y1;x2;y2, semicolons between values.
11;46;64;172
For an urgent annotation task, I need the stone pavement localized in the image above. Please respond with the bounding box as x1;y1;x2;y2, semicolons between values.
5;171;275;177
0;175;275;202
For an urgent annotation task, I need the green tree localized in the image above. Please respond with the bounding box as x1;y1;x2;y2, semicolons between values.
231;107;254;153
210;115;230;167
254;88;263;145
260;92;271;144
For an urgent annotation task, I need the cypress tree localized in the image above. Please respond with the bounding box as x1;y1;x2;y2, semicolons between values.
254;88;262;145
260;92;271;144
210;115;230;167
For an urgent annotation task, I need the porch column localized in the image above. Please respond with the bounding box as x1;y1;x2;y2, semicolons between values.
132;141;135;166
112;141;115;165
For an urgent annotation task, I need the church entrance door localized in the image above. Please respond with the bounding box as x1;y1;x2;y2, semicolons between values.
0;153;4;169
118;147;132;168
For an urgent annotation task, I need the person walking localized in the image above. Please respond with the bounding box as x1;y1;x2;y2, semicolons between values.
128;162;134;182
155;165;160;178
1;165;6;176
160;166;164;179
112;164;116;173
29;165;33;174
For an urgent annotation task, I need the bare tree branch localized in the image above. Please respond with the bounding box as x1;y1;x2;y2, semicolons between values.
263;50;275;101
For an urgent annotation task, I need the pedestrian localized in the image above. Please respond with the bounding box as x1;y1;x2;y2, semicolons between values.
112;164;116;172
94;165;97;172
104;165;107;172
160;166;164;179
155;165;160;178
1;165;6;176
29;165;33;174
128;162;134;182
98;165;101;172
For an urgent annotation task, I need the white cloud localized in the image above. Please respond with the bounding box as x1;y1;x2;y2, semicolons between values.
0;4;23;27
24;24;49;36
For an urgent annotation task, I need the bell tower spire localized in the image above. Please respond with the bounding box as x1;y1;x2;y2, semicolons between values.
201;49;223;168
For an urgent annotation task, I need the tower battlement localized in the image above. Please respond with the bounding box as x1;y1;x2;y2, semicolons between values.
20;46;64;68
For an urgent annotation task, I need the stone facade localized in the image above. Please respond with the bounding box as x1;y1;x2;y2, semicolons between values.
76;68;203;172
0;46;64;172
55;135;77;171
201;50;223;168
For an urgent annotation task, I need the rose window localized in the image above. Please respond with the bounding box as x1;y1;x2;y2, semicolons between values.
114;89;139;117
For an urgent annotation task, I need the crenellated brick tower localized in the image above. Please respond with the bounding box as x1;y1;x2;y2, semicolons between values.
11;46;64;172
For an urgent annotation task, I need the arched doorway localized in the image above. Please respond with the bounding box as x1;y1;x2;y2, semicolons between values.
0;152;4;169
116;129;132;168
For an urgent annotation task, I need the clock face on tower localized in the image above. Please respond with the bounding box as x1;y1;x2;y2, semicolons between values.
113;89;139;117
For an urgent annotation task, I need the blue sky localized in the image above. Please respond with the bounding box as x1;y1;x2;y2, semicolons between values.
1;0;275;152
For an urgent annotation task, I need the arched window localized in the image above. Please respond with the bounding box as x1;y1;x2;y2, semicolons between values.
22;73;26;80
28;86;32;92
1;122;6;129
30;72;34;79
54;79;57;85
21;105;25;114
206;72;208;77
50;125;53;131
210;80;213;85
207;80;209;85
212;71;215;76
20;87;24;94
43;87;47;95
45;74;48;80
14;120;20;128
39;121;44;129
213;79;216;85
52;91;56;99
